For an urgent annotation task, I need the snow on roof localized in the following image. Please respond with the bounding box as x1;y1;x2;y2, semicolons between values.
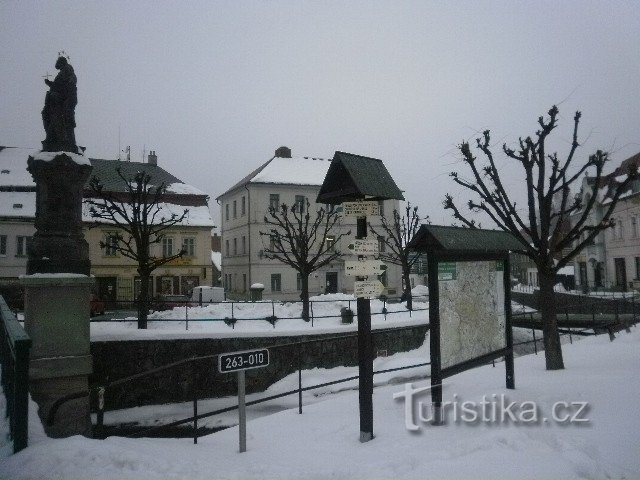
166;182;206;196
0;191;36;218
0;147;37;188
557;265;574;276
251;156;331;186
82;199;214;227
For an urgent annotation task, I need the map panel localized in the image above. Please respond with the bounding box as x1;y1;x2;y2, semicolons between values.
439;261;505;370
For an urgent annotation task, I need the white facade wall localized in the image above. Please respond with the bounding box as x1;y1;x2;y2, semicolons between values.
0;219;35;282
219;182;403;301
604;192;640;289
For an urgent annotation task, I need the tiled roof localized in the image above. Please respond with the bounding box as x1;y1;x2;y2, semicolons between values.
87;159;183;192
408;224;524;254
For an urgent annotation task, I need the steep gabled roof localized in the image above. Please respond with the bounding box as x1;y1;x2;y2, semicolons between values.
316;151;404;204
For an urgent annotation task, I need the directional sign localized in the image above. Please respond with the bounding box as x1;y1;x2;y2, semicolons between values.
218;348;270;373
345;259;387;277
354;280;385;299
347;239;379;255
343;201;380;218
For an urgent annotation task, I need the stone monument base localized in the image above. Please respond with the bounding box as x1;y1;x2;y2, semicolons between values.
21;274;94;437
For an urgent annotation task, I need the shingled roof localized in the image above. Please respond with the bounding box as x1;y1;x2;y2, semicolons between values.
316;151;404;204
407;224;524;254
86;159;183;192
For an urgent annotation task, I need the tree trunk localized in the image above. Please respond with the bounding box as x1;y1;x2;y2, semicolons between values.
538;269;564;370
138;270;150;329
402;266;413;311
300;273;310;322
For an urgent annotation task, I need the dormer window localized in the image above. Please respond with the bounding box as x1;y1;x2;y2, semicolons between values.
13;203;23;209
1;169;9;174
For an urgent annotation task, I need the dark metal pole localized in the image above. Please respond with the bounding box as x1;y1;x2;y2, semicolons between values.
427;251;443;425
504;256;515;389
356;216;374;442
192;360;198;444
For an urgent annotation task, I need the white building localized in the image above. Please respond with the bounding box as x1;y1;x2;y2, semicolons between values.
216;147;403;300
573;152;640;291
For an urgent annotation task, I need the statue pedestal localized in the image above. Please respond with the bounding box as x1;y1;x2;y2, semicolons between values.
27;152;92;275
21;273;94;437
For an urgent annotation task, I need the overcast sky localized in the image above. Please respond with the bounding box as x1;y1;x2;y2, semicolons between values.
2;1;639;228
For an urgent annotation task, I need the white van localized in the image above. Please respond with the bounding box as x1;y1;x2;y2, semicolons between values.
190;286;225;304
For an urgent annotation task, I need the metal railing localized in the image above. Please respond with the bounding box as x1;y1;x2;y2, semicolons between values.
0;295;31;453
49;323;430;443
89;296;429;330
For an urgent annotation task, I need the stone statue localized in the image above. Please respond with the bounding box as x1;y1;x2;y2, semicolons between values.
42;56;78;153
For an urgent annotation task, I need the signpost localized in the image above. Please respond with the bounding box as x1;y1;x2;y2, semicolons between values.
347;239;379;255
354;280;385;299
345;260;387;277
218;348;270;452
343;201;380;218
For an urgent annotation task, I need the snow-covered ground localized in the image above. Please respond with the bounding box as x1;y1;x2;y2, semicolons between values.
2;323;638;479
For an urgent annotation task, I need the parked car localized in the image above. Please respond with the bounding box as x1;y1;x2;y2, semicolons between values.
154;294;189;311
90;294;106;316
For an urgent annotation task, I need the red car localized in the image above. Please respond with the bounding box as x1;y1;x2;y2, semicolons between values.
90;294;106;316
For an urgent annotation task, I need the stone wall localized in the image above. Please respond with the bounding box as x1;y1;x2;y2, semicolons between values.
90;325;428;410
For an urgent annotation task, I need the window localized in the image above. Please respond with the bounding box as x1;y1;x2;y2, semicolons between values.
233;200;237;218
225;204;229;221
162;237;174;257
636;257;640;280
271;273;282;292
242;236;246;254
241;196;246;216
378;200;385;217
182;237;196;257
619;219;625;239
225;239;230;257
295;195;306;213
632;217;638;238
379;270;387;287
0;235;6;256
243;274;247;292
104;233;119;256
269;234;277;251
326;235;336;251
378;235;386;253
233;238;238;255
297;273;302;291
16;236;32;257
269;194;280;211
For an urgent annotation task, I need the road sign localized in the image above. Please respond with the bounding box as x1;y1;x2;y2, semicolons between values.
347;239;379;255
354;280;385;299
218;348;270;373
437;262;457;281
343;201;380;218
345;260;387;276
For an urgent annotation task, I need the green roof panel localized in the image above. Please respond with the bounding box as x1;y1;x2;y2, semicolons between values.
407;224;524;254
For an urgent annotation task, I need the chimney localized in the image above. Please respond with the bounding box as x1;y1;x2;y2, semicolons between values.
274;146;291;158
148;150;157;165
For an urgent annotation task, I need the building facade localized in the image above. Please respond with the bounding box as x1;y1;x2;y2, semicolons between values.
0;147;214;304
573;152;640;291
216;147;403;300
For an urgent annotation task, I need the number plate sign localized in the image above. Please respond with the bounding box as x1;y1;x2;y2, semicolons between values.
345;260;387;277
343;201;380;218
347;239;379;255
219;348;270;373
354;280;385;299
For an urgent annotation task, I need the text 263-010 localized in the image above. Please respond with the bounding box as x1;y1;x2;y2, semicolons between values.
218;349;270;373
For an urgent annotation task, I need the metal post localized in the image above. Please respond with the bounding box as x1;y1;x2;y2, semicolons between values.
192;361;198;444
532;328;538;355
96;386;105;439
238;370;247;453
186;303;189;331
311;301;314;327
356;216;374;442
298;367;303;414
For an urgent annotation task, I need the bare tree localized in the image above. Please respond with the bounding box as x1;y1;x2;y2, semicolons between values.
444;106;638;370
260;199;349;321
87;168;188;329
368;203;427;310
